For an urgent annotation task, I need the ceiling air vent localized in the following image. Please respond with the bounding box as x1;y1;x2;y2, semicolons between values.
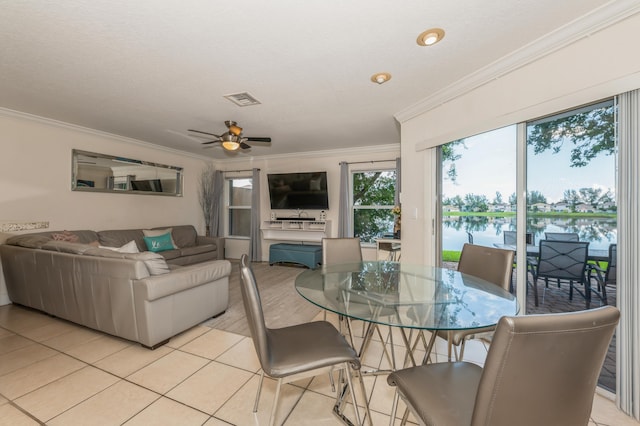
224;92;261;107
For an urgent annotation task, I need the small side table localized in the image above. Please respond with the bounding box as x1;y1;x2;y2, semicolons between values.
375;238;401;261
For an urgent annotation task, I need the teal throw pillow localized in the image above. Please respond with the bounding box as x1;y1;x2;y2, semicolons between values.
143;233;175;253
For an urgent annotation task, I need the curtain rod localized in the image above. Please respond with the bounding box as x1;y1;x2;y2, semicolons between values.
223;168;260;173
339;159;396;165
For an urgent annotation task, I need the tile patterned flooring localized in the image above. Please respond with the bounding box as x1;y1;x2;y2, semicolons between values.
0;303;637;425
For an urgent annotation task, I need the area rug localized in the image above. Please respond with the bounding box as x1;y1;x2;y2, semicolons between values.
202;260;321;337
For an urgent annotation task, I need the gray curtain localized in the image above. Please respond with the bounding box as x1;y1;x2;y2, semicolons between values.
249;168;261;261
617;88;640;420
394;157;401;206
210;170;224;237
338;161;350;237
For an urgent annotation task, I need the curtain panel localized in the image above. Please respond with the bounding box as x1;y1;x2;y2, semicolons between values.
617;88;640;420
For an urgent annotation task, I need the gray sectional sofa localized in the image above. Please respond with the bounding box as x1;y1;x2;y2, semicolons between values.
0;225;229;348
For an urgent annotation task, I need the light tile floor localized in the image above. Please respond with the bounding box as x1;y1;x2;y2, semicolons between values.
0;304;637;426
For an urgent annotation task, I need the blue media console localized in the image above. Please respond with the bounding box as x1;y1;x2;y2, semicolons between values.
269;243;322;269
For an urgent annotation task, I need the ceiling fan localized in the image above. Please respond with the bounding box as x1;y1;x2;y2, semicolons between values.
188;120;271;151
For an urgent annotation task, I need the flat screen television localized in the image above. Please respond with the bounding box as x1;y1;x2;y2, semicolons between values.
267;172;329;210
131;179;163;192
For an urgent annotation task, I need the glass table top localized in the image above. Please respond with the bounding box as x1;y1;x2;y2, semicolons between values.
295;261;518;331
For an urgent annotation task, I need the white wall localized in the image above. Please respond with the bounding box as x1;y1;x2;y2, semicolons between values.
399;12;640;265
218;145;399;262
0;110;211;304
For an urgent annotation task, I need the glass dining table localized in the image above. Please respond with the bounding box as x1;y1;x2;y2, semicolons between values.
295;261;518;369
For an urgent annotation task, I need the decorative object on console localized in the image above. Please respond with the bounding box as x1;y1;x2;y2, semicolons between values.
199;164;217;236
392;205;401;238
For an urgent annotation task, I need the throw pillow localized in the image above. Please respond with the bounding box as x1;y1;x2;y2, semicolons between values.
124;252;170;275
51;230;80;243
143;233;175;253
99;240;140;254
142;228;178;248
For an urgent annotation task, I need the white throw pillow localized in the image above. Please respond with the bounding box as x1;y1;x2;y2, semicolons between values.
142;228;178;249
99;240;140;254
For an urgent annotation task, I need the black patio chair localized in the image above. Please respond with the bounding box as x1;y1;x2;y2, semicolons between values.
528;240;594;308
545;232;579;241
587;243;616;306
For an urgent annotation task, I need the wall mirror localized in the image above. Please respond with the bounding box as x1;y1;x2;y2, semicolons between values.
71;149;183;196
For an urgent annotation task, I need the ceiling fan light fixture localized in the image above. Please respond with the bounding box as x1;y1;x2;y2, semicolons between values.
221;134;240;151
371;72;391;84
417;28;445;46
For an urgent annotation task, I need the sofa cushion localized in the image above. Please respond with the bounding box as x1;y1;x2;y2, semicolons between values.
143;228;178;249
180;244;216;257
143;233;175;252
41;241;98;254
159;225;197;248
98;229;146;252
124;252;170;275
5;234;52;249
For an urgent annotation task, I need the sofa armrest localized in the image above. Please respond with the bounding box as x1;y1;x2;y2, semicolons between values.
134;259;231;302
196;236;225;259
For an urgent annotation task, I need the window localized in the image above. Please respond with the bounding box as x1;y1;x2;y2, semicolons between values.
227;177;252;237
352;170;397;243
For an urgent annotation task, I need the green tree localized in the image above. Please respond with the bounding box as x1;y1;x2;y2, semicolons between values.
353;171;396;242
508;192;517;206
527;190;547;205
563;189;580;212
527;102;615;167
441;140;465;183
493;191;503;204
464;193;489;212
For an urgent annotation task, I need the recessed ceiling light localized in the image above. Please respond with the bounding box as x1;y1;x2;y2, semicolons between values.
417;28;445;46
371;72;391;84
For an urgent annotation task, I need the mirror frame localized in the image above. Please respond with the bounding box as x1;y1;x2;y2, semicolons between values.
71;149;183;196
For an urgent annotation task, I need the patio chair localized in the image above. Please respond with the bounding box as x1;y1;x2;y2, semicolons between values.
528;240;593;308
587;243;616;305
545;232;579;241
387;306;620;426
238;255;370;426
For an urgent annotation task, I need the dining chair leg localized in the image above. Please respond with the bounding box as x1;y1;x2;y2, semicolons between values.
254;370;265;412
269;378;283;426
343;363;363;426
389;390;400;426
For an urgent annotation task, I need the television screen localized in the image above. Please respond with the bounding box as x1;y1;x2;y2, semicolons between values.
131;179;163;192
267;172;329;210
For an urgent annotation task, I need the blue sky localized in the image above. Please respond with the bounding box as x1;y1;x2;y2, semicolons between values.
443;125;616;203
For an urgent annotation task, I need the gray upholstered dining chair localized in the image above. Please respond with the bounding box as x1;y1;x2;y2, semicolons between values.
423;243;514;362
321;237;395;367
322;237;363;265
238;255;371;426
388;306;620;426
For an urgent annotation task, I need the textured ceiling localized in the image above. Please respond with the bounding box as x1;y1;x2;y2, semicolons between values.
0;0;626;159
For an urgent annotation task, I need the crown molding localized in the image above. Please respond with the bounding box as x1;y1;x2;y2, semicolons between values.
0;107;212;162
395;0;640;123
212;143;401;168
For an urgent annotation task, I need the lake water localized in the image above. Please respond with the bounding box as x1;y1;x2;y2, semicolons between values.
442;215;617;252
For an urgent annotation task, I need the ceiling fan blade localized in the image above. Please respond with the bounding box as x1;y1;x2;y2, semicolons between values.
201;140;219;145
188;129;221;138
240;142;252;149
245;137;271;143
